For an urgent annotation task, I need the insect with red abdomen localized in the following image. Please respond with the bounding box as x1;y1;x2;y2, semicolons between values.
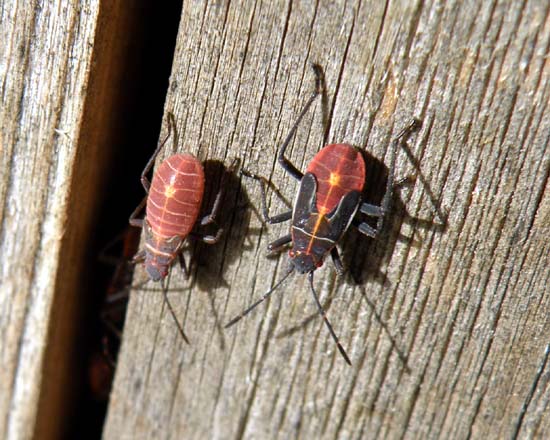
130;113;232;342
226;65;420;365
135;153;205;281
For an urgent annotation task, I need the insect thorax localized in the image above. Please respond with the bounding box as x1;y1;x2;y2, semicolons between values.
290;214;335;273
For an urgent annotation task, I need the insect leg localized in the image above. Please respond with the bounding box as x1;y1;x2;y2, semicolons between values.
264;211;292;225
354;119;421;237
359;203;383;217
139;112;176;192
378;119;422;230
308;272;351;365
178;252;190;278
131;249;146;264
278;64;324;181
355;221;378;238
200;158;239;226
330;248;345;276
190;228;223;245
100;309;124;339
129;195;147;227
242;171;292;224
200;189;224;226
267;234;292;252
98;229;132;266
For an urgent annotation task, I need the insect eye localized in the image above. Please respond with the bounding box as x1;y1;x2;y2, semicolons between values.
289;250;295;258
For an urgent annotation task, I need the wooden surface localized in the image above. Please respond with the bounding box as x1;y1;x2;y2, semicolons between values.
0;2;100;439
0;1;158;439
105;1;550;439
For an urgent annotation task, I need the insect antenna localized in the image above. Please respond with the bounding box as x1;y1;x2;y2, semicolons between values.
160;277;190;344
225;265;295;328
99;276;150;306
308;272;352;366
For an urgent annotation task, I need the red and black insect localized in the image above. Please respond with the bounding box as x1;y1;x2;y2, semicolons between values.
226;65;420;365
130;113;231;342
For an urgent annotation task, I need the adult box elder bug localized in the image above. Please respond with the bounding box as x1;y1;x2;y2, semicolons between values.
226;65;420;365
130;113;234;343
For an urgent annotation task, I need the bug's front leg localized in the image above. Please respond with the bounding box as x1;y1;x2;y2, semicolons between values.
267;234;292;252
131;249;146;264
242;171;292;224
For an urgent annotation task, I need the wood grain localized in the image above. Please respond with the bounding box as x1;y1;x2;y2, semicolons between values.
0;2;101;439
0;1;159;439
104;1;550;439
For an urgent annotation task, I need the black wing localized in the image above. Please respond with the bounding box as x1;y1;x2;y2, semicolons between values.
292;172;318;225
326;190;361;241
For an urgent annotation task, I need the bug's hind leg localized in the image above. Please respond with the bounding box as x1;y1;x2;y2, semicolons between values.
354;220;379;239
354;119;421;237
360;203;383;217
200;158;239;226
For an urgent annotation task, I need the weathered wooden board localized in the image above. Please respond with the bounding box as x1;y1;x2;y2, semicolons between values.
0;1;159;439
105;1;550;439
0;2;100;439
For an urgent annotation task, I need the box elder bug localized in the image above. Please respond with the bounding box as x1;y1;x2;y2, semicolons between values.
226;65;420;365
130;113;235;343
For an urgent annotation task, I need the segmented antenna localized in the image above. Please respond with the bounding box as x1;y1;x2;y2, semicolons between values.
225;265;295;328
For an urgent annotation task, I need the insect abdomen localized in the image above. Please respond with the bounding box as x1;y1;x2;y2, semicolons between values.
306;144;365;214
146;154;205;238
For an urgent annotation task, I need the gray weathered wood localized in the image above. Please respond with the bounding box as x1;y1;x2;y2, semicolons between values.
0;2;99;439
0;1;151;439
105;1;550;439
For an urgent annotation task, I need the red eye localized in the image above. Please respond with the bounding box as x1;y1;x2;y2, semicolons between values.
289;250;295;258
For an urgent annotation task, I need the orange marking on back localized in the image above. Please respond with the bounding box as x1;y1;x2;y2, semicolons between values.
305;214;325;255
303;144;365;255
164;184;176;198
147;154;205;239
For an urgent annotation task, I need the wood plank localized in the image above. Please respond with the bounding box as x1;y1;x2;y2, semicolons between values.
0;2;101;438
0;1;163;439
105;1;550;438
